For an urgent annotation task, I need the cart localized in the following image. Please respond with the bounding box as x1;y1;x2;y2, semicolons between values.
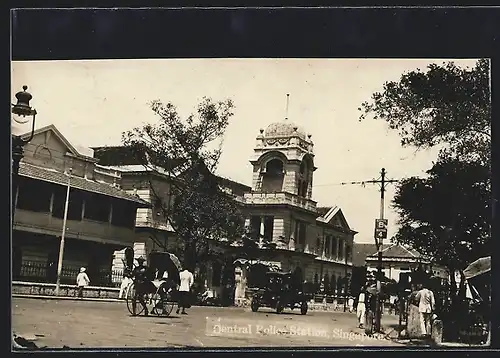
125;251;182;317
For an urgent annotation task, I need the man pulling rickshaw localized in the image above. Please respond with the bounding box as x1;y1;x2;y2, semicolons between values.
126;251;182;317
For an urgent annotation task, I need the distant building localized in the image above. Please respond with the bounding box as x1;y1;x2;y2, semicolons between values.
353;242;449;283
12;125;149;286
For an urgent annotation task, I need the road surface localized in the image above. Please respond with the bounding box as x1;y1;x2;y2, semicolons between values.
12;297;403;348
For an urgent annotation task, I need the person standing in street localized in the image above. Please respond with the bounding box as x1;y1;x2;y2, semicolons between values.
417;280;435;337
76;267;90;298
348;295;355;313
119;266;133;300
356;286;367;328
176;266;194;315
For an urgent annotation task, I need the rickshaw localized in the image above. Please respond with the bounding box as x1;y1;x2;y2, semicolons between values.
250;271;308;315
125;251;182;317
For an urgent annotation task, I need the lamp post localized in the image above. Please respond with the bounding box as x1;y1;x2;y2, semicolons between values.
55;168;72;296
11;85;37;228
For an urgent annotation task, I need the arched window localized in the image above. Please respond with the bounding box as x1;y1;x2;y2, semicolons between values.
266;159;284;176
261;159;285;193
298;159;310;197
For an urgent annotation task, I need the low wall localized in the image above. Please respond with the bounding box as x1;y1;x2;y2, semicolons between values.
12;281;120;299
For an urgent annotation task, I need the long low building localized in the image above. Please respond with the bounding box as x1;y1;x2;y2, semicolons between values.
13;125;149;287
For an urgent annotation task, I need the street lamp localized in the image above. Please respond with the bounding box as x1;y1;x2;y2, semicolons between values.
11;85;37;227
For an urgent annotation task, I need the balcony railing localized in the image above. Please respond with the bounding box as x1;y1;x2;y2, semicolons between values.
244;192;317;211
13;260;124;287
13;209;136;243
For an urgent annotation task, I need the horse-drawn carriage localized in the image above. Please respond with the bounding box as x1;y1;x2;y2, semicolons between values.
125;251;182;317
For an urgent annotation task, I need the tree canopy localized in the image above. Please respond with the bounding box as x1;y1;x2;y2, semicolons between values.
359;59;491;272
392;158;490;270
360;59;490;165
122;98;246;267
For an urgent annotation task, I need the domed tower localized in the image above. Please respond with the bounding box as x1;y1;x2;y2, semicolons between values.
249;120;316;200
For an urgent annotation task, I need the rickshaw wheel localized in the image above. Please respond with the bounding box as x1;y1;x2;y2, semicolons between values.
300;301;308;315
126;283;146;316
152;289;176;317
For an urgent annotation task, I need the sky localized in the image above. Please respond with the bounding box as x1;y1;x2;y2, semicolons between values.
11;58;479;244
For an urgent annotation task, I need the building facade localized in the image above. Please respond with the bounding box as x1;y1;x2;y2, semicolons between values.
12;125;149;286
241;121;356;294
93;119;357;301
363;244;449;283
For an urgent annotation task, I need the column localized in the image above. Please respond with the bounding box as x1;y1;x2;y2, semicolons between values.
108;202;113;224
329;236;334;258
259;216;265;246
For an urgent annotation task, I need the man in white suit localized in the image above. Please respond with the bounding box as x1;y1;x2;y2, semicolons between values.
417;281;435;337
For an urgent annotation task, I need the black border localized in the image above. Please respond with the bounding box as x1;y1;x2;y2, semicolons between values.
8;5;500;356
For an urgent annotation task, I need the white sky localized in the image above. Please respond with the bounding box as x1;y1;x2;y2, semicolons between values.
11;58;479;244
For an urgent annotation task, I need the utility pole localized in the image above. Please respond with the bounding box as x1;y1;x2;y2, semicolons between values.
341;168;398;333
55;168;72;296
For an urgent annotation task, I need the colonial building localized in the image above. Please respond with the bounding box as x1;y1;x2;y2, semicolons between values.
241;121;356;293
93;119;357;301
12;125;149;286
353;242;449;283
91;145;251;291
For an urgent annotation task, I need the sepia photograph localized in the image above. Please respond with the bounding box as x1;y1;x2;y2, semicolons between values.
10;9;493;351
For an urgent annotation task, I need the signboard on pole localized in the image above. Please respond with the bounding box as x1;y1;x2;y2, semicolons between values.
374;219;388;246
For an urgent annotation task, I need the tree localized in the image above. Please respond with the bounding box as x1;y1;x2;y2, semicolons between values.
122;98;246;268
392;158;490;273
359;59;490;165
359;59;491;294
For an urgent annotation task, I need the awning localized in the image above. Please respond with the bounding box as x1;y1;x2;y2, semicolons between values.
463;256;491;280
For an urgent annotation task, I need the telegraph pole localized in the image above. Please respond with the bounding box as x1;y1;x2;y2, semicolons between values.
341;168;398;333
55;168;72;296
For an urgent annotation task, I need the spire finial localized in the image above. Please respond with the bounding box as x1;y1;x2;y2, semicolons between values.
285;93;290;121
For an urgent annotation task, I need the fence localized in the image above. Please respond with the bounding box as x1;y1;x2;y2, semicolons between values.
14;260;124;288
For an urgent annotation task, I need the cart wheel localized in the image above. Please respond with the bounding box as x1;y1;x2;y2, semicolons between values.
161;289;176;317
300;301;308;315
276;301;284;314
251;298;259;312
126;284;145;316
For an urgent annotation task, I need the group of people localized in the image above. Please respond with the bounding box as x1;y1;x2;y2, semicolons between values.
355;281;435;337
119;256;194;316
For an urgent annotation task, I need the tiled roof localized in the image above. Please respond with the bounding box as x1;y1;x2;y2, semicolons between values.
367;244;421;259
352;243;392;267
19;162;150;207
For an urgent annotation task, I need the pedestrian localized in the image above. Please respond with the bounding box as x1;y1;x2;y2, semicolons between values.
119;267;133;300
76;267;90;298
416;280;435;337
389;295;397;314
131;256;152;316
348;296;355;313
176;265;194;315
356;286;367;328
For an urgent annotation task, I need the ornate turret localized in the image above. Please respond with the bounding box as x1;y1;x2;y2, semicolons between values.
246;94;317;211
